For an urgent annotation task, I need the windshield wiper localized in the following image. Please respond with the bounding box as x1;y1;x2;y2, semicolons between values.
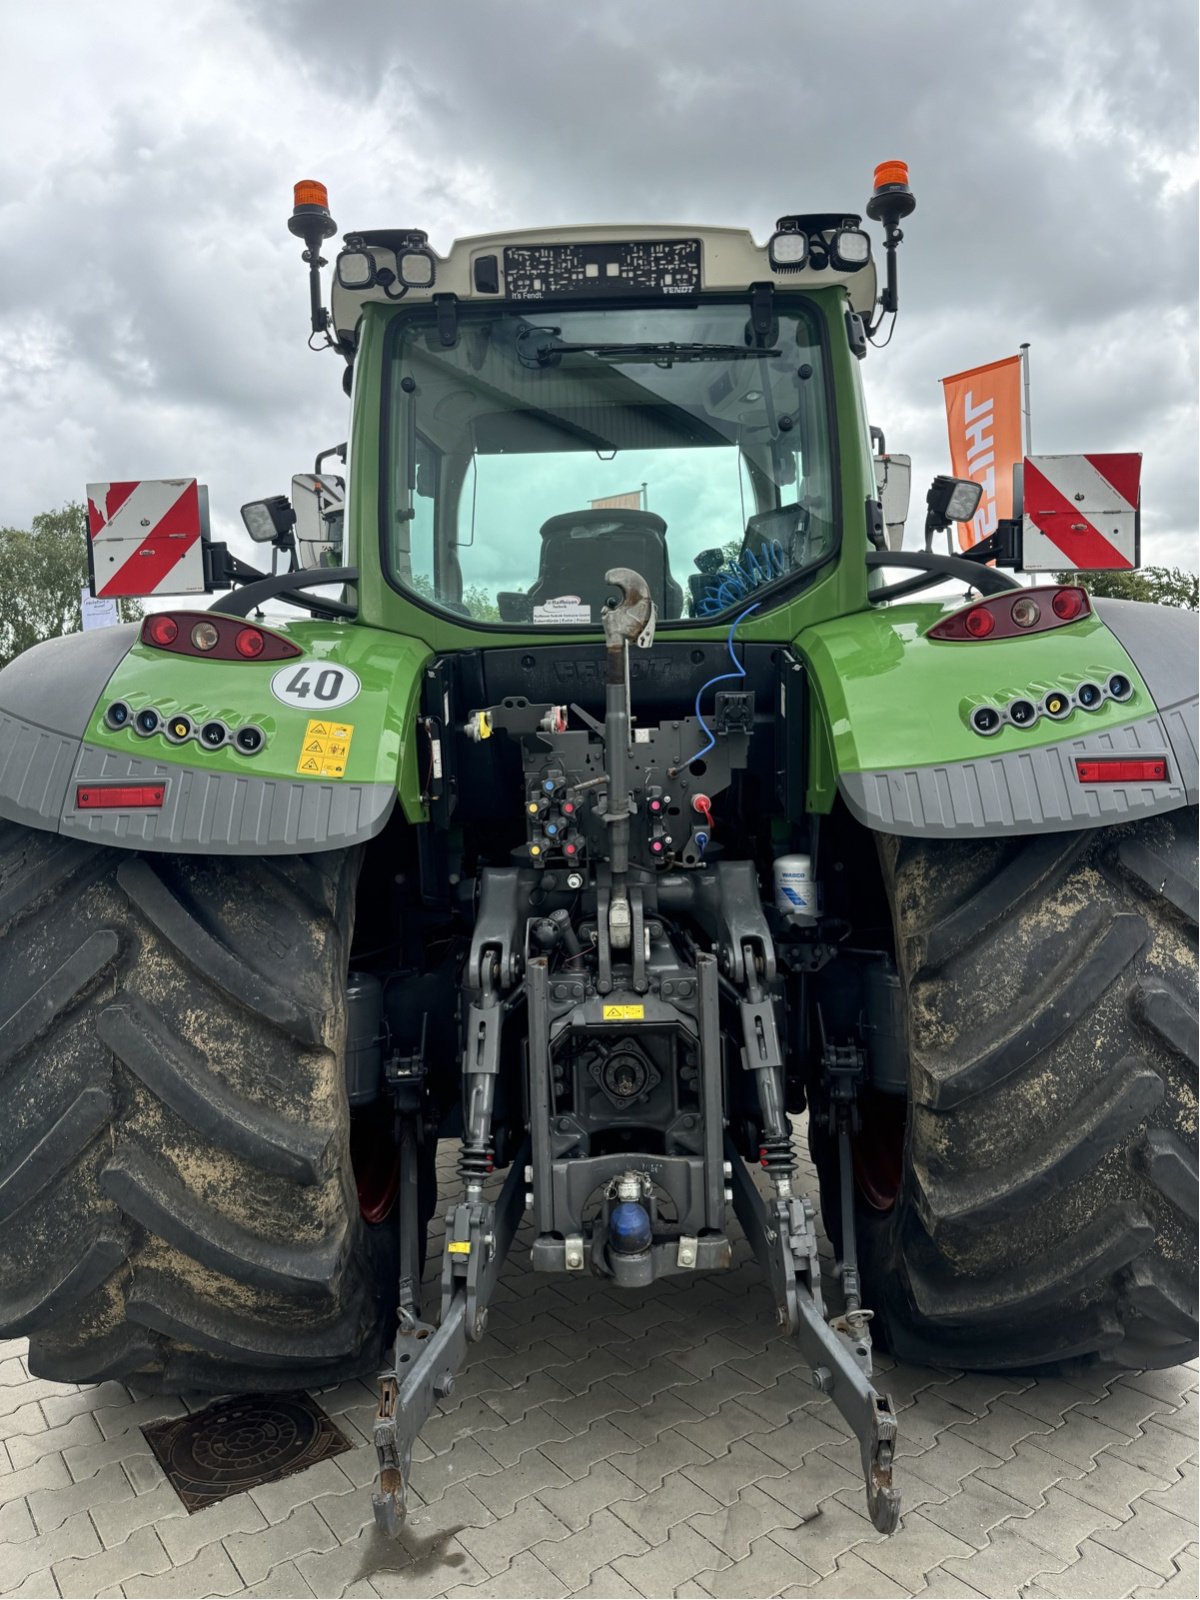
516;329;780;368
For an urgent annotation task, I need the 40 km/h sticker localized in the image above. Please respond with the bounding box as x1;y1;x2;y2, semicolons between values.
270;663;361;710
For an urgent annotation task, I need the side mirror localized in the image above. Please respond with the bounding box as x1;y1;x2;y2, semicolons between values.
241;495;295;545
291;473;345;569
873;454;911;550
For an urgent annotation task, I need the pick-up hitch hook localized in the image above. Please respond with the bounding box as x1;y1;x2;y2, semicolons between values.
602;567;656;653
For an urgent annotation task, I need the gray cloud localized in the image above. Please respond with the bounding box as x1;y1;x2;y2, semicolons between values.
2;0;1195;577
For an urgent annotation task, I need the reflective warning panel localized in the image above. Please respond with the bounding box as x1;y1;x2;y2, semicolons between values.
1021;454;1141;572
295;719;354;778
86;479;208;597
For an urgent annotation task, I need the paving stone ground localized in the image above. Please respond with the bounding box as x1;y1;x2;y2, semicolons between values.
2;1129;1196;1599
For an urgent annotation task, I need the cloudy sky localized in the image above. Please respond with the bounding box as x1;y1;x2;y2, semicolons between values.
5;0;1196;577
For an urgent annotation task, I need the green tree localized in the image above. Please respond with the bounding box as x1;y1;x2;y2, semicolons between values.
462;584;501;623
1054;565;1198;610
0;503;142;669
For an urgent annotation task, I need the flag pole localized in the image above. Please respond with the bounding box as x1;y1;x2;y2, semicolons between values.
1019;343;1032;454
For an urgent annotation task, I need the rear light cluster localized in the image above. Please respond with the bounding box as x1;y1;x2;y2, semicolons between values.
928;585;1090;642
141;612;301;661
969;673;1133;737
104;700;265;755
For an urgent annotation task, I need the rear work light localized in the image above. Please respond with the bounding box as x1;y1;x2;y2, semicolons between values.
1076;758;1169;784
76;784;165;809
140;613;301;662
927;585;1092;641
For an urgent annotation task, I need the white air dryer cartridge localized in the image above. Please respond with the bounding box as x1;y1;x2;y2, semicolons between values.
773;853;820;925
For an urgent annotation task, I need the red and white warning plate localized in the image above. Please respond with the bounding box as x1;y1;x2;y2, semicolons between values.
1021;454;1141;572
86;479;208;598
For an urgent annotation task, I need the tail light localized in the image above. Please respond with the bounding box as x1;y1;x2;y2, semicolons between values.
140;613;301;661
145;615;178;647
928;586;1092;641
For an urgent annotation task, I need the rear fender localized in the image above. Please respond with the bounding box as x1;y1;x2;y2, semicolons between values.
0;618;430;853
798;596;1197;836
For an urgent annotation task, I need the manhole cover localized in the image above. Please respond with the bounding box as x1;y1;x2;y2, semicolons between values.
142;1391;351;1513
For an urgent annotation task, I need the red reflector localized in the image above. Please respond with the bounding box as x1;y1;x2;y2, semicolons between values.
235;626;265;658
76;785;165;809
1075;759;1168;784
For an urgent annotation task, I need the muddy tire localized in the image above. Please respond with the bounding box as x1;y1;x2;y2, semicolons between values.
817;808;1198;1372
0;822;399;1392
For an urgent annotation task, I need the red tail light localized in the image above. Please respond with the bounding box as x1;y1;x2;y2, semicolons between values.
145;614;178;647
1076;758;1169;784
963;606;995;638
141;613;300;661
77;784;165;809
1051;587;1087;621
928;585;1092;641
235;627;266;658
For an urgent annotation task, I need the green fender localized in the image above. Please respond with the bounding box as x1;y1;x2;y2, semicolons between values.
797;596;1198;836
0;614;431;854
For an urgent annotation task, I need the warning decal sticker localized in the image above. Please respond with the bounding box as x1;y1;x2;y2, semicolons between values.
295;719;354;778
602;1004;645;1021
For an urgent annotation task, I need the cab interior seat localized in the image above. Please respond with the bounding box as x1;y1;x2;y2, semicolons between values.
497;509;684;622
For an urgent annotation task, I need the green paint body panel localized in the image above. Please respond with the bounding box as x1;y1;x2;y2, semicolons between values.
86;619;432;821
796;603;1149;788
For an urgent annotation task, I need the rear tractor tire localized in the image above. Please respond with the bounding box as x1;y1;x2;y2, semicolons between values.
819;808;1198;1373
0;823;404;1392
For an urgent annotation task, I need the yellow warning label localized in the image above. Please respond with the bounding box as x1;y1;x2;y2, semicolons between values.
447;1241;471;1255
296;719;354;777
602;1004;645;1021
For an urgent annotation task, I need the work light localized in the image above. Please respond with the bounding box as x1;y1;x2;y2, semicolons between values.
926;476;983;529
397;246;436;288
336;249;376;290
769;229;809;271
831;228;871;270
241;496;295;544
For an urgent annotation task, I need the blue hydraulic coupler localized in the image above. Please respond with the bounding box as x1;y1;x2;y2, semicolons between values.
609;1200;653;1254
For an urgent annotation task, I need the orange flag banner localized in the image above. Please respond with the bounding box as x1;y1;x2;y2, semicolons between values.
591;490;644;512
941;355;1022;550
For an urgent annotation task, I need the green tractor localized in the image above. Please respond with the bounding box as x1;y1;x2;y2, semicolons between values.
0;164;1194;1538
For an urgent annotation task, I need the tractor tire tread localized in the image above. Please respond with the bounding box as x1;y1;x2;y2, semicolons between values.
0;826;386;1390
851;806;1198;1373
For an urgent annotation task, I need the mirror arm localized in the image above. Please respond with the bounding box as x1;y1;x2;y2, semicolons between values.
204;543;269;590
